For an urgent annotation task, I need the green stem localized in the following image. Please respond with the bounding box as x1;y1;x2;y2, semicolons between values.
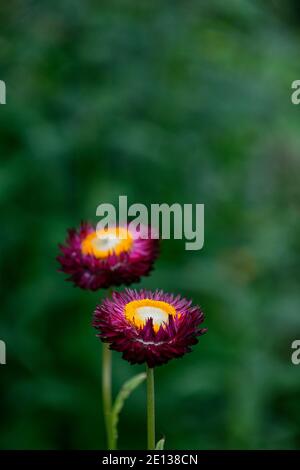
146;365;156;450
102;342;115;449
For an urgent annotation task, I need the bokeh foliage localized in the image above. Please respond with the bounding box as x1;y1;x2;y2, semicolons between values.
1;0;300;449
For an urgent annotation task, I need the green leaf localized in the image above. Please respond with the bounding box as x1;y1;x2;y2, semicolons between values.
111;372;146;446
155;437;165;450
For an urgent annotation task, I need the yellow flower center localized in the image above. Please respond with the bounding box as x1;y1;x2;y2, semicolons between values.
81;227;133;259
125;299;177;332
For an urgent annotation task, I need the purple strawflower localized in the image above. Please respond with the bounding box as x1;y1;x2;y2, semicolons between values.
57;223;159;290
93;289;207;368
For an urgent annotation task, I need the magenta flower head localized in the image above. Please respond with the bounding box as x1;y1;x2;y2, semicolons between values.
57;223;159;290
93;289;207;368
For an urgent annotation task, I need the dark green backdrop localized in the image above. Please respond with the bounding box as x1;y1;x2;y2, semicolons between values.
1;0;300;449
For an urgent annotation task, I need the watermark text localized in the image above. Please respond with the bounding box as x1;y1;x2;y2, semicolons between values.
0;80;6;104
291;340;300;365
96;196;204;251
0;340;6;365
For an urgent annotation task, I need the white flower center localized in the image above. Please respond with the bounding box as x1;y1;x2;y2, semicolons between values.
92;234;120;252
81;227;133;259
135;306;169;327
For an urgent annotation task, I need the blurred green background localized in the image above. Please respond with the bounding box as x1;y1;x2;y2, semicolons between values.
1;0;300;450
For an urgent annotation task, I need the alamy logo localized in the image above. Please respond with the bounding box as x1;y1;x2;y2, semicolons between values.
291;80;300;105
291;340;300;365
0;80;6;104
0;340;6;365
96;196;204;251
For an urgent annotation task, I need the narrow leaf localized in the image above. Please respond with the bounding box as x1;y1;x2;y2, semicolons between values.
155;437;165;450
112;372;146;445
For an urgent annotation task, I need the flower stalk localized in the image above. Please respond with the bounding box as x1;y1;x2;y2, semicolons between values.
102;342;115;449
146;365;155;450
